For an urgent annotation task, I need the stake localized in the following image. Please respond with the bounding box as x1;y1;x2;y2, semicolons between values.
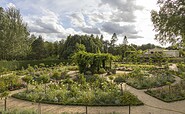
4;97;7;111
86;105;88;114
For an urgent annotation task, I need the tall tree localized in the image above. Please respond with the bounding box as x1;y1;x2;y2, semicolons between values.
151;0;185;48
122;36;128;60
29;35;46;60
109;33;118;55
59;35;103;60
0;7;30;60
110;33;118;47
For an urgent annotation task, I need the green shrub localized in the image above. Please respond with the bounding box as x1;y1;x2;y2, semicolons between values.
98;68;106;74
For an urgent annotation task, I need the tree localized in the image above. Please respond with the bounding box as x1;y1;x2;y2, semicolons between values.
44;41;55;57
114;76;125;94
109;33;118;55
0;7;30;60
122;36;128;60
29;35;46;60
22;75;33;92
75;43;86;52
110;33;118;47
151;0;185;48
0;91;9;111
60;35;103;60
37;75;50;94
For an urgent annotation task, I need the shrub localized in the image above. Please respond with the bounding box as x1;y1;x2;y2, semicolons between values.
52;71;61;80
98;68;106;74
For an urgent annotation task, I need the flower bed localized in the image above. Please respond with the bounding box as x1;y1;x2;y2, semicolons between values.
12;74;143;106
0;75;26;93
145;80;185;102
113;67;175;89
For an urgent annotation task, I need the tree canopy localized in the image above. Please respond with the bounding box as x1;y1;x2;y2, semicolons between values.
59;34;103;60
0;7;30;60
151;0;185;47
72;51;114;74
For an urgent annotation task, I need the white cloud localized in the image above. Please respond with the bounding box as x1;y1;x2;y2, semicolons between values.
1;0;163;46
6;3;16;8
68;12;86;27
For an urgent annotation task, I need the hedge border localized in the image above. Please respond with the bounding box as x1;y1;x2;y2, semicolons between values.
0;60;64;71
12;93;144;107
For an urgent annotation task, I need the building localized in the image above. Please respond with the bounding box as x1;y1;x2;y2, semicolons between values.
144;48;179;58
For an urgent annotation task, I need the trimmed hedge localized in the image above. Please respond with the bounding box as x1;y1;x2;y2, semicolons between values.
0;60;63;71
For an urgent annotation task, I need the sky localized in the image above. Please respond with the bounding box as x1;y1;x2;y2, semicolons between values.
0;0;162;46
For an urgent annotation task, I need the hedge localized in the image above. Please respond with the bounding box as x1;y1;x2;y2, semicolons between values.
0;60;64;71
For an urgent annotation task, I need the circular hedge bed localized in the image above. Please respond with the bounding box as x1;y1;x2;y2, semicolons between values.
12;74;143;106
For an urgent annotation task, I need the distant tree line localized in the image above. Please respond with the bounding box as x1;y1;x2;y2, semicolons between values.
0;7;166;61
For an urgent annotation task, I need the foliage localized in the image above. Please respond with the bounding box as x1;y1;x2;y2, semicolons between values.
98;68;106;74
151;0;185;46
12;74;143;106
60;35;103;60
0;7;30;60
146;80;185;102
175;63;185;79
112;67;175;89
0;109;38;114
22;75;33;92
0;75;26;93
28;36;47;60
72;51;114;74
0;60;63;71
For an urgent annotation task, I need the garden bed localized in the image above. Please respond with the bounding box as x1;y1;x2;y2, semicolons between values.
113;68;175;90
0;75;26;93
12;73;143;106
145;80;185;102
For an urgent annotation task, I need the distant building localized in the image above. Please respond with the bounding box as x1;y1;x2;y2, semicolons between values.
143;48;179;58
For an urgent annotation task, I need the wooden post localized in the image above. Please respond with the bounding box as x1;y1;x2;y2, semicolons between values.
4;98;7;111
129;104;131;114
86;106;88;114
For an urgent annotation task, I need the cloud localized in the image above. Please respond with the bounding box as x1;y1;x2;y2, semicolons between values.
6;3;16;8
68;12;87;28
126;34;144;39
100;0;143;11
81;27;100;34
26;9;65;34
111;11;136;22
102;22;138;35
2;0;149;44
99;0;143;22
